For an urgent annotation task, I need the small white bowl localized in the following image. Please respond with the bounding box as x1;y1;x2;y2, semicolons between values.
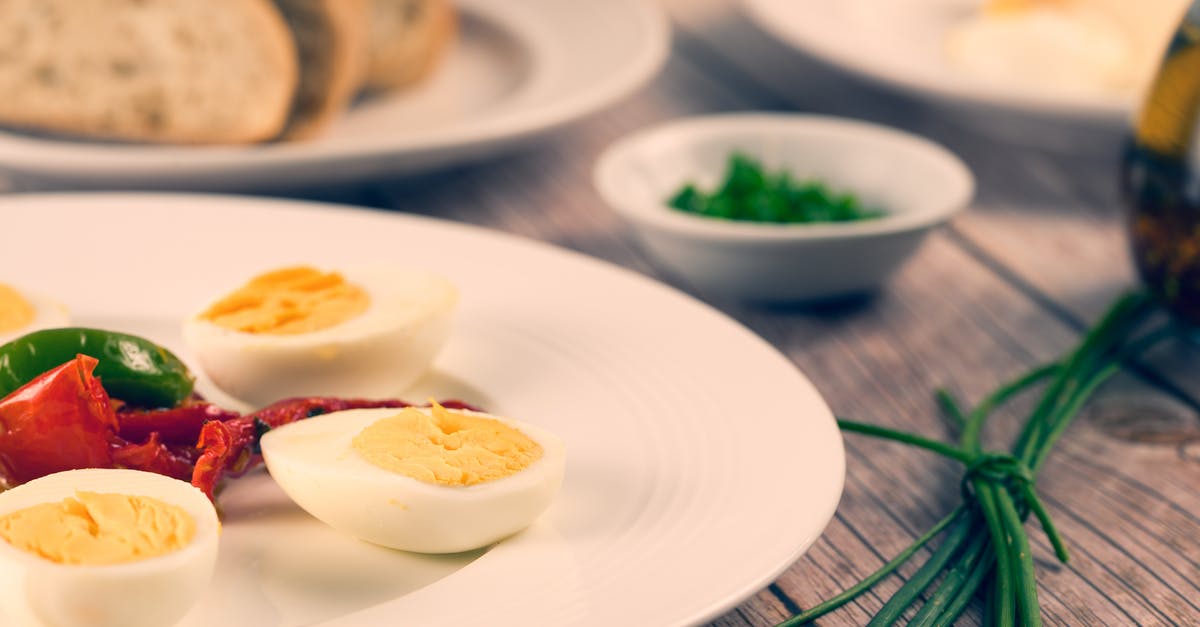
593;113;974;302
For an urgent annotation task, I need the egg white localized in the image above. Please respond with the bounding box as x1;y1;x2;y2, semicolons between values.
260;407;566;554
0;469;219;627
181;265;457;407
0;288;70;346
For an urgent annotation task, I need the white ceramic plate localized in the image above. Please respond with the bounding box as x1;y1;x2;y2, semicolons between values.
0;0;669;191
740;0;1178;123
0;194;844;627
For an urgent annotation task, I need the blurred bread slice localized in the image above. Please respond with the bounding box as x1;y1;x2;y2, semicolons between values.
273;0;370;140
0;0;297;144
364;0;456;91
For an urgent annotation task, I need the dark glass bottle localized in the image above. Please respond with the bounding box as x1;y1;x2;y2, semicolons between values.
1123;4;1200;324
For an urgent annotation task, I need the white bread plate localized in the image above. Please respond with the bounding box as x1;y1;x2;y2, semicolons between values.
0;0;668;191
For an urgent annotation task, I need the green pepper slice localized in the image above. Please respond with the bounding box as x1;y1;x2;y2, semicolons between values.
0;327;195;408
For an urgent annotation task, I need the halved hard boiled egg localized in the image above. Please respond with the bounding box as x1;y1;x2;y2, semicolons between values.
182;265;457;407
261;404;566;554
0;284;69;346
0;469;219;627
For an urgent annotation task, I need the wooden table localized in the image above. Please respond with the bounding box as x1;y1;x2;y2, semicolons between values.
275;1;1200;623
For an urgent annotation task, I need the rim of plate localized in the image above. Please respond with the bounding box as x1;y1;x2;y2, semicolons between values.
0;193;845;627
739;0;1134;122
0;0;670;179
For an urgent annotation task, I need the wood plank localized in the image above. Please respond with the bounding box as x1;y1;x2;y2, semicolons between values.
753;240;1195;624
753;236;1199;625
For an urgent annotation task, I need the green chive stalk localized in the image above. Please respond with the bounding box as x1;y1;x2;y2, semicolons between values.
777;291;1162;626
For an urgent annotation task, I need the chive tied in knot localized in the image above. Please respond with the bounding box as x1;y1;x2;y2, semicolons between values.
781;292;1166;626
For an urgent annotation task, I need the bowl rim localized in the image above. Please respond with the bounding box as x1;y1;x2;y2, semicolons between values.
593;112;975;242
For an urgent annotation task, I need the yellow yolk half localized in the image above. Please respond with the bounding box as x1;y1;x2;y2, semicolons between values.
352;404;544;486
984;0;1067;16
199;266;370;335
0;283;35;336
0;491;195;565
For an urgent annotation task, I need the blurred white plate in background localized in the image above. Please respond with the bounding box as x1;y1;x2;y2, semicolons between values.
740;0;1182;125
0;0;668;191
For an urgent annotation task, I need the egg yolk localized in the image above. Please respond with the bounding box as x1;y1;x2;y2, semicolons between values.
984;0;1066;15
352;404;543;486
0;492;195;565
0;283;35;335
199;266;370;335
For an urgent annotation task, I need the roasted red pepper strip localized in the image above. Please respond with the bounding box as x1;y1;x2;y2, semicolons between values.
111;432;196;482
191;419;237;499
0;355;118;487
117;399;240;445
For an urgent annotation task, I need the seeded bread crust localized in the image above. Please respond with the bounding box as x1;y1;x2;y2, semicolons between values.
273;0;370;140
363;0;456;92
0;0;297;144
